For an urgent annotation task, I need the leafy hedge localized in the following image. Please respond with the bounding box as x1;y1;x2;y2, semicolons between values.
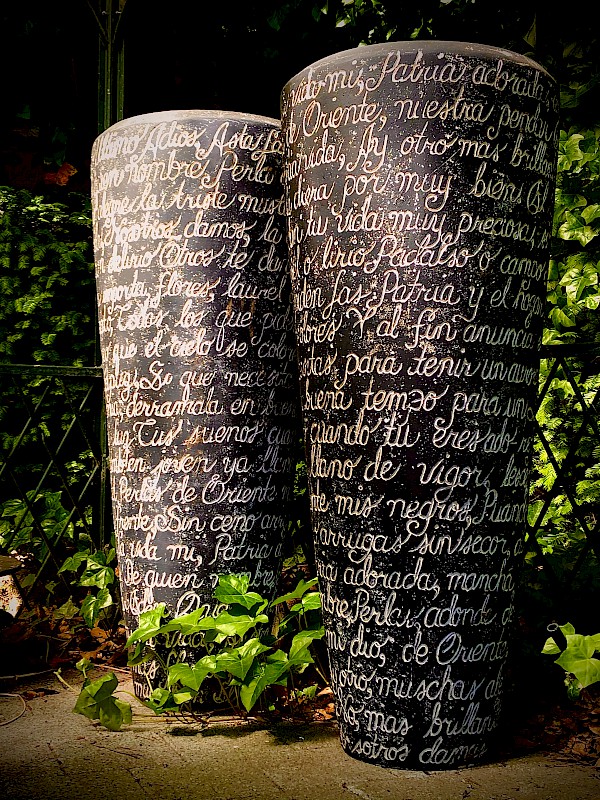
0;188;96;366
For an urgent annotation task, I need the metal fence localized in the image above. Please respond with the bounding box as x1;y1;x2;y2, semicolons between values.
0;363;110;597
522;343;600;626
1;345;599;613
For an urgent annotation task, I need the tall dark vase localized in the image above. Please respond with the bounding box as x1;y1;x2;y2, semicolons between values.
90;110;298;700
281;42;559;769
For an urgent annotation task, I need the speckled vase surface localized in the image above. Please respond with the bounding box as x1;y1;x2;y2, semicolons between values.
281;41;559;769
91;110;298;700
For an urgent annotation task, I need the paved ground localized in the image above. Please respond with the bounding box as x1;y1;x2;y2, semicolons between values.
0;669;599;800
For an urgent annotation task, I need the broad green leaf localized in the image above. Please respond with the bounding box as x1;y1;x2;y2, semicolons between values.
558;132;584;171
172;691;195;704
155;609;215;636
289;626;325;658
559;211;598;246
168;656;217;691
555;191;587;214
79;564;114;589
148;687;171;707
98;697;127;731
213;574;265;611
298;685;318;700
73;672;131;731
167;664;198;690
271;577;318;606
190;654;218;681
73;689;99;720
556;649;600;688
54;597;80;620
542;637;561;655
559;622;576;636
127;644;154;667
287;646;313;671
240;652;290;712
214;573;249;598
215;638;271;681
548;260;561;281
81;587;113;628
115;698;132;726
582;204;600;223
58;551;89;573
550;307;576;329
214;611;268;638
86;551;110;567
145;687;180;714
126;604;167;646
84;672;118;701
562;633;596;659
291;591;322;613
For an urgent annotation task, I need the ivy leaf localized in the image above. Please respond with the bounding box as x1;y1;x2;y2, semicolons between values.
560;622;577;636
73;686;98;716
286;645;313;671
73;672;131;731
271;578;318;606
213;574;266;611
542;637;562;655
550;307;576;329
126;604;167;646
556;640;600;687
145;687;180;714
54;597;80;620
289;626;325;659
291;591;322;613
127;644;154;667
214;610;267;638
80;587;113;628
155;609;215;636
555;191;587;213
58;551;89;573
167;664;198;690
558;132;584;171
559;210;598;246
582;204;600;224
240;651;290;712
168;656;218;691
98;697;132;731
215;638;271;681
79;563;114;589
172;691;195;704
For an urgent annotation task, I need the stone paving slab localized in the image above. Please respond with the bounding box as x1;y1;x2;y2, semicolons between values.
1;670;598;800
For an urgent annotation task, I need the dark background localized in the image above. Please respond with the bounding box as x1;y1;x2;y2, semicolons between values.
2;0;597;196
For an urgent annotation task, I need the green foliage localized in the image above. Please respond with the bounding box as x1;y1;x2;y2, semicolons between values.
58;546;118;628
0;490;77;566
0;186;96;365
547;127;600;343
0;490;113;618
522;28;600;632
73;574;324;731
129;574;324;717
312;1;545;51
542;623;600;699
73;658;132;731
0;187;99;543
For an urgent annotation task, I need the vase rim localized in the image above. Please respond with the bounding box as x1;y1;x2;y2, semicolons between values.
98;109;280;135
282;39;554;92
